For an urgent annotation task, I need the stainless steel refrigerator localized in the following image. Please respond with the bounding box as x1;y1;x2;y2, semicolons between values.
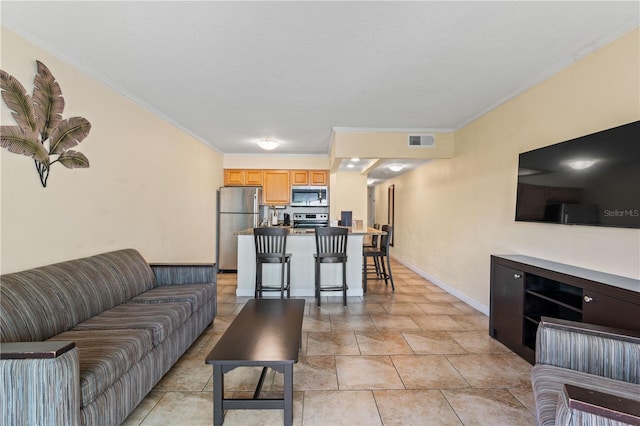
217;186;262;271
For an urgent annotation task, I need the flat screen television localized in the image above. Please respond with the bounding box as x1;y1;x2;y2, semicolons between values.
515;120;640;229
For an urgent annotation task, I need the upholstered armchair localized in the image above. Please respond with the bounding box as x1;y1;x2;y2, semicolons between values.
531;317;640;426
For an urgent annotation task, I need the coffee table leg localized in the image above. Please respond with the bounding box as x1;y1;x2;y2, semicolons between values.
283;364;293;426
213;364;224;426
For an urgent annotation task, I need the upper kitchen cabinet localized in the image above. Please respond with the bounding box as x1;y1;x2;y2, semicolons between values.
291;170;328;186
263;170;291;205
309;170;328;186
223;169;263;186
291;170;309;186
245;170;264;186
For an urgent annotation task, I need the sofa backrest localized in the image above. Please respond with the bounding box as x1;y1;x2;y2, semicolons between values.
0;249;157;343
0;270;70;342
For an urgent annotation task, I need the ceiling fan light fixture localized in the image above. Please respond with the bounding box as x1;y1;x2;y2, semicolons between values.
388;163;404;172
257;139;280;151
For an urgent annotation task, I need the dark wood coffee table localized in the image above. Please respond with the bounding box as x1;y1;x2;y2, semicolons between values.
205;298;305;426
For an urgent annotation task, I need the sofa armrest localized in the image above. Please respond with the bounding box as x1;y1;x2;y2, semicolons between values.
1;341;80;425
1;341;75;359
150;263;217;286
536;317;640;382
564;384;640;424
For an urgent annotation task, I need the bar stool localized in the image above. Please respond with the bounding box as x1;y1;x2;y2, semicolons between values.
314;227;349;306
363;224;394;293
254;227;291;299
363;223;381;277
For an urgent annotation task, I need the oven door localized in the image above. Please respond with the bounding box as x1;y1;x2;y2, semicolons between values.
293;221;328;228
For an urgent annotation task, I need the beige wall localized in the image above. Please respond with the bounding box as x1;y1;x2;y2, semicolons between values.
0;27;223;273
223;155;329;170
332;131;455;160
329;171;368;224
382;28;640;311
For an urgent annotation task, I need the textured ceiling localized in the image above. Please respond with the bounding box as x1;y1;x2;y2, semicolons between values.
2;1;638;156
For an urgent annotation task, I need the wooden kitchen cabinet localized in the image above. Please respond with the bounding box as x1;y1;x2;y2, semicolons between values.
291;169;328;186
245;169;263;186
263;170;291;205
291;170;309;186
224;169;245;186
309;170;328;185
223;169;263;186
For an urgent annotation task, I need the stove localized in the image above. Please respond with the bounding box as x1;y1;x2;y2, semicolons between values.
292;213;329;228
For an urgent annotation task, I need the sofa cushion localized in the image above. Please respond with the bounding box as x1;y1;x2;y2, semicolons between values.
98;249;158;299
531;364;640;426
48;329;154;408
128;283;214;314
16;249;158;328
72;302;191;346
0;271;68;342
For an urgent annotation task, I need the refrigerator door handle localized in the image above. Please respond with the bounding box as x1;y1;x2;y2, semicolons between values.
253;190;258;228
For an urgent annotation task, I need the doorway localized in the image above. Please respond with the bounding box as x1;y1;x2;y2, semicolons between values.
367;186;375;227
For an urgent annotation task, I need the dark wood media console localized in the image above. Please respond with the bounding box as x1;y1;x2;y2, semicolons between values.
489;255;640;364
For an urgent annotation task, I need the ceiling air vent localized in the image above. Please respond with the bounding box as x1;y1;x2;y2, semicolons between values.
408;134;435;147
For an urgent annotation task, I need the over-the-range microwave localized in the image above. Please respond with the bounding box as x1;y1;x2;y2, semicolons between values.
291;186;328;206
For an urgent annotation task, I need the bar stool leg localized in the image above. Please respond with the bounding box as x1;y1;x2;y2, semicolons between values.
280;261;285;299
255;262;260;299
286;260;291;299
386;254;395;291
315;259;321;306
380;256;389;286
342;262;347;306
362;255;368;293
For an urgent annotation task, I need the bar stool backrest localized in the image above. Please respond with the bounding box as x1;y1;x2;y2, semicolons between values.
380;225;393;255
254;227;288;259
371;223;381;247
314;227;348;259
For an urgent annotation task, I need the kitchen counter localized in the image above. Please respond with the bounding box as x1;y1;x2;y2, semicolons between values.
234;227;383;297
234;226;384;236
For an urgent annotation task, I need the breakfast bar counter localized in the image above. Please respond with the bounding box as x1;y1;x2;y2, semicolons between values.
234;227;383;297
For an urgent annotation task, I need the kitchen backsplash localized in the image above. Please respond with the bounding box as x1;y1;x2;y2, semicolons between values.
260;205;329;223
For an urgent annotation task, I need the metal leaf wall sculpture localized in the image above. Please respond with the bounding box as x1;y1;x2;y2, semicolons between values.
0;60;91;187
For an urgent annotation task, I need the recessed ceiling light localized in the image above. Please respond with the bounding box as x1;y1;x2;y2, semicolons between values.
388;163;404;172
257;139;280;150
347;164;355;168
351;158;360;162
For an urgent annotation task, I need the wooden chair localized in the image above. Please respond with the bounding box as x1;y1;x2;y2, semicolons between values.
362;224;394;292
314;227;349;306
253;227;291;299
363;223;381;277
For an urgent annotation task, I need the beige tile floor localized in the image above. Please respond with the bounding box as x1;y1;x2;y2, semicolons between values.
123;260;536;425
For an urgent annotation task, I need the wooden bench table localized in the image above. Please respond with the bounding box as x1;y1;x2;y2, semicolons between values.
205;298;305;426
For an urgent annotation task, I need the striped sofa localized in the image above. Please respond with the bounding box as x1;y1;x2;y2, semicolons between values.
531;317;640;426
0;249;217;426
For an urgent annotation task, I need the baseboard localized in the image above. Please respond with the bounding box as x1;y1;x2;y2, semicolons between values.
391;255;489;316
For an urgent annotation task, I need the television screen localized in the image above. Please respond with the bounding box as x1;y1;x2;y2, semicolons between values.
515;121;640;229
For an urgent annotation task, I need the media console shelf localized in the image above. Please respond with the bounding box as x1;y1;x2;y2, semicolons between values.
489;255;640;364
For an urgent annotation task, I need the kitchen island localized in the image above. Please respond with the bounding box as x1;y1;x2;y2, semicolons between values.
234;227;383;297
